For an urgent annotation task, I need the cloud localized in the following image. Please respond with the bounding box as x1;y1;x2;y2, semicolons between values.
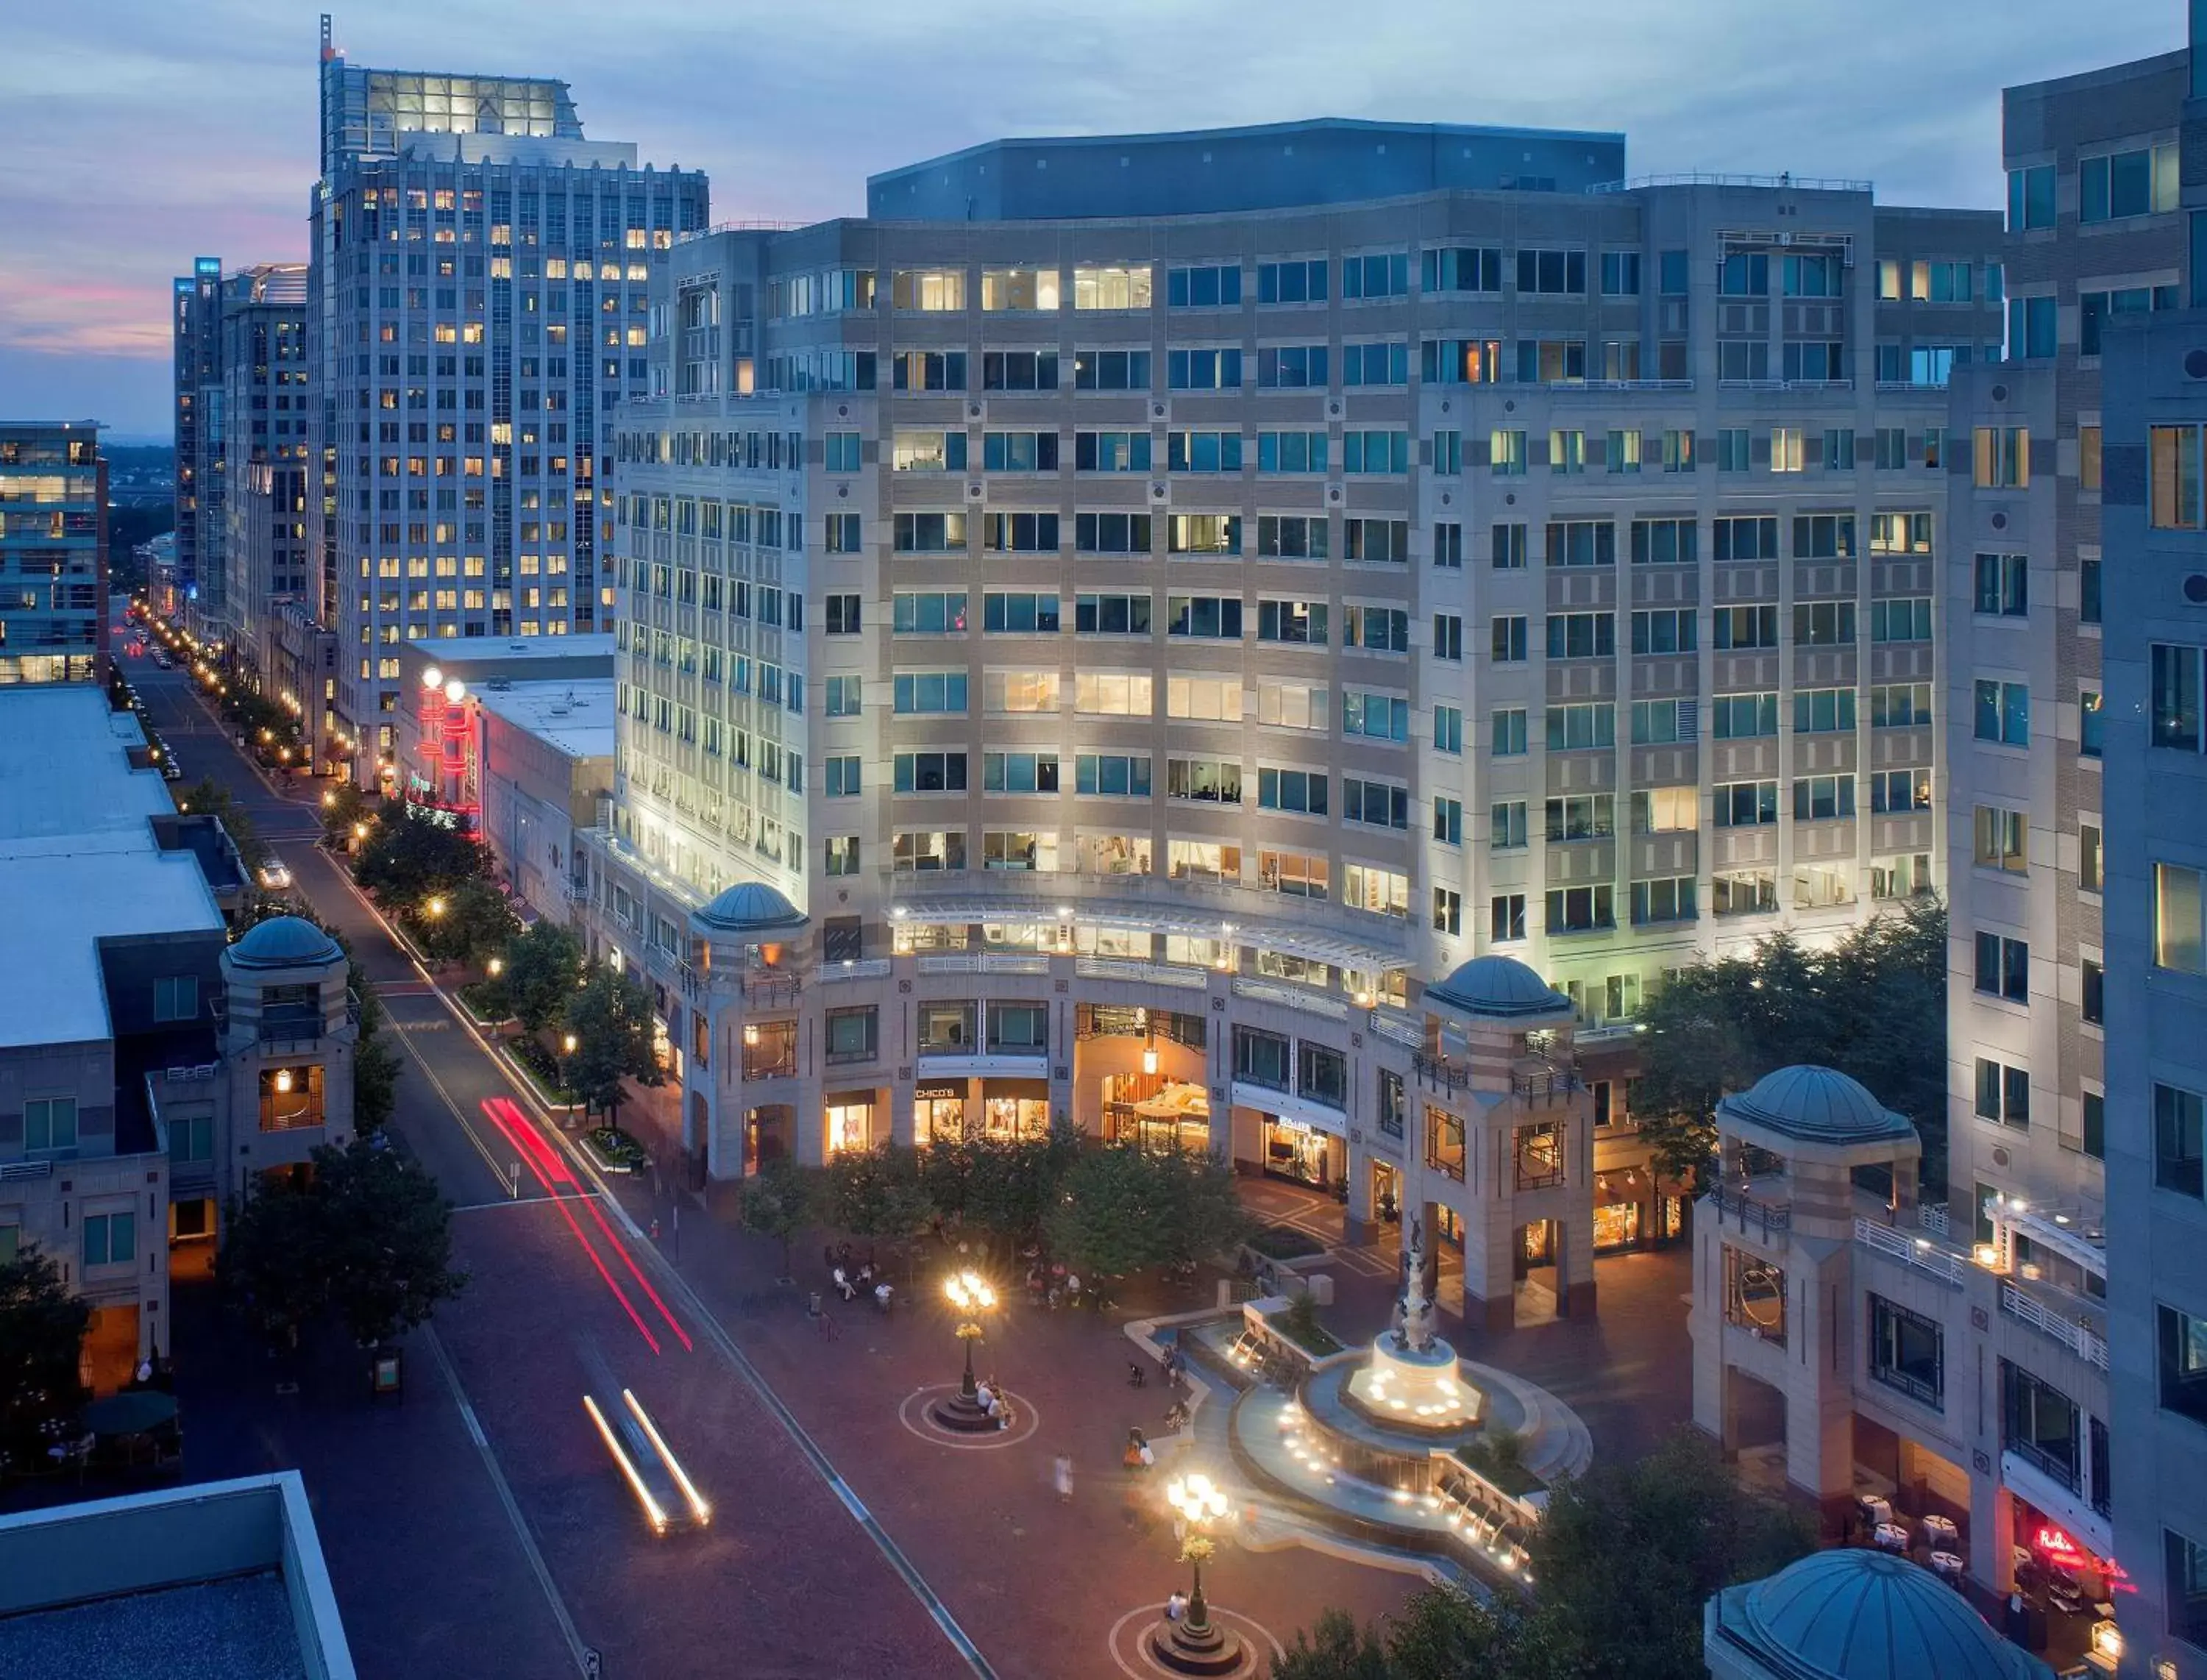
0;0;2180;432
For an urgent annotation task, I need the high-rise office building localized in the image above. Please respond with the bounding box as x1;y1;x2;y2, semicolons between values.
171;255;223;637
567;118;1999;1330
2098;15;2207;1670
0;420;108;685
217;264;313;688
309;14;707;784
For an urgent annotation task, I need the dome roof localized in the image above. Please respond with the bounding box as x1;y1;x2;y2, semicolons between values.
1720;1066;1916;1147
228;915;344;971
1735;1549;2050;1680
692;881;806;936
1425;954;1571;1019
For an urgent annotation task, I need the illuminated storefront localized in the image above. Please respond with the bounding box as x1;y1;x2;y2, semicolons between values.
1100;1072;1209;1154
825;1096;875;1156
914;1086;965;1145
1260;1114;1343;1189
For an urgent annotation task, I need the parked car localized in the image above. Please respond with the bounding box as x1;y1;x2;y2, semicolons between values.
257;859;293;892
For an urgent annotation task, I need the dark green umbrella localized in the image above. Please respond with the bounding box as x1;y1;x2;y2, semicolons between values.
80;1390;178;1436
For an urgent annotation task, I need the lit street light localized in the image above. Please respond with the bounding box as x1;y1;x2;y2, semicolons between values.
1152;1470;1243;1674
425;896;447;919
929;1270;1001;1433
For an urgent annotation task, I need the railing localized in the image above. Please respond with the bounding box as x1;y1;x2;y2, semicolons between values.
1713;1184;1793;1241
2001;1282;2111;1372
1574;378;1696;392
818;958;892;982
742;972;801;1007
1717;378;1855;393
1232;976;1348;1021
1588;171;1872;194
980;953;1051;975
260;1107;325;1134
0;1160;54;1182
1075;956;1209;989
1917;1203;1952;1238
1367;1006;1421;1050
1853;1216;1966;1285
917;954;978;974
2005;1437;2082;1497
1512;1064;1582;1103
1413;1051;1471;1096
1232;1068;1290;1096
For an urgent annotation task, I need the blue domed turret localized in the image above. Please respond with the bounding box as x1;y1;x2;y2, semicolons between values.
691;881;806;938
1713;1548;2053;1680
227;915;344;971
1719;1066;1916;1148
1424;953;1572;1020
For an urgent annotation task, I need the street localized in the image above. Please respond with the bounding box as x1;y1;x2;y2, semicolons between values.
120;642;1426;1679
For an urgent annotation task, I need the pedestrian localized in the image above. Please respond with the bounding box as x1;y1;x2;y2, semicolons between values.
1165;1590;1188;1623
1053;1454;1074;1503
1128;1359;1147;1389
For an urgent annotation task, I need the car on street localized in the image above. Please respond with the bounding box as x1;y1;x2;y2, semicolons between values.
257;859;293;892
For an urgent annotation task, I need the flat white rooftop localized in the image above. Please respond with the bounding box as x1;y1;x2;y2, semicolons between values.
399;634;614;667
0;688;224;1050
475;678;615;762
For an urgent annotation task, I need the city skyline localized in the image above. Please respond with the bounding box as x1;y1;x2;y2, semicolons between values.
0;0;2172;435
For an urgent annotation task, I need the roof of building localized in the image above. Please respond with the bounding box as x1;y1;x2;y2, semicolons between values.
1424;954;1574;1020
1712;1549;2053;1680
227;916;344;972
1719;1066;1917;1148
474;678;616;761
0;690;224;1050
399;635;614;669
692;880;807;936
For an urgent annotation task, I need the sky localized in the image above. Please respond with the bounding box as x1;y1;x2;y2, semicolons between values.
0;0;2181;438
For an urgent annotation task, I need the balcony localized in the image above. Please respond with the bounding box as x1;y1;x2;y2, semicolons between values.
1412;1050;1471;1097
1232;976;1348;1022
1074;956;1209;990
1712;1184;1793;1242
1852;1215;1966;1285
818;957;892;983
742;971;801;1008
2000;1281;2110;1372
1511;1058;1581;1103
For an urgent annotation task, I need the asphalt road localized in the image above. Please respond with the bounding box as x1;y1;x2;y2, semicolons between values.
127;649;978;1680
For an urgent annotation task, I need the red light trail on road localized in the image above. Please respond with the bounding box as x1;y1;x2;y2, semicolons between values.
477;1097;691;1353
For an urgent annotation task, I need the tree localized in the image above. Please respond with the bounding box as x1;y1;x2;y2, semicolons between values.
219;1137;467;1350
417;877;519;968
175;775;269;873
1275;1430;1813;1680
819;1144;938;1264
1043;1145;1251;1280
352;803;491;907
739;1157;817;1282
1631;897;1949;1193
0;1246;90;1454
319;780;377;845
497;919;585;1033
561;964;664;1124
352;1028;402;1135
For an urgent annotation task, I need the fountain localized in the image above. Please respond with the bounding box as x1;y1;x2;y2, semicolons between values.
1343;1220;1484;1432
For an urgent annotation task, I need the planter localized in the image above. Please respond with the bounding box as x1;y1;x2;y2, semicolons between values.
580;1127;646;1175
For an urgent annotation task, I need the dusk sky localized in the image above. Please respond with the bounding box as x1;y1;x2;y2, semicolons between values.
0;0;2178;438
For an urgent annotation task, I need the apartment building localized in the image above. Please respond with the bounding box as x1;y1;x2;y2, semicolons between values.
216;264;313;677
172;255;222;636
0;420;108;686
308;16;706;783
568;118;1999;1329
2103;277;2207;1673
0;687;358;1386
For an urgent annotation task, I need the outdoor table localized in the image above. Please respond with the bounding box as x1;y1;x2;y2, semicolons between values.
1922;1515;1960;1550
1858;1495;1893;1528
1932;1551;1965;1581
1874;1521;1910;1553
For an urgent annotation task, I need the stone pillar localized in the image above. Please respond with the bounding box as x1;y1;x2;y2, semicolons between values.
1558;1214;1598;1318
1458;1194;1515;1333
1343;1137;1375;1246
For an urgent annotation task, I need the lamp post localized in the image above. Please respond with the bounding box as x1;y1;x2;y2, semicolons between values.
1153;1470;1243;1674
929;1270;1001;1431
562;1033;581;1128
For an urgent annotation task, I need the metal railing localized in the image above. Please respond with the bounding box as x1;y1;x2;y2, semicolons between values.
1853;1216;1966;1285
1713;1184;1793;1241
1588;171;1872;194
1232;976;1348;1021
741;972;801;1008
1367;1006;1421;1049
818;958;892;982
2000;1282;2111;1371
1074;956;1209;989
1413;1051;1471;1096
917;953;978;974
1512;1064;1582;1103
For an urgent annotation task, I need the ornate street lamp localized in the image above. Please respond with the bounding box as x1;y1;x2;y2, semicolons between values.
929;1270;1001;1432
1153;1470;1243;1674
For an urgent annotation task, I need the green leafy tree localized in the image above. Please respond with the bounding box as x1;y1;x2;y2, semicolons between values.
417;877;519;968
0;1246;90;1455
319;780;377;844
353;1028;402;1135
352;803;491;907
175;775;269;872
560;964;664;1124
739;1157;817;1282
1148;1147;1254;1270
820;1144;939;1264
1632;897;1948;1193
1043;1145;1249;1280
1276;1430;1812;1680
497;919;585;1033
219;1138;467;1350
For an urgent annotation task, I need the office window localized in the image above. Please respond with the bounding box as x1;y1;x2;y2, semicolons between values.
983;431;1059;473
1791;775;1855;821
1257;430;1329;474
1167;595;1243;639
1433;704;1463;755
1631;877;1696;926
983;752;1061;794
1167;432;1243;474
2153;424;2207;529
1712;871;1778;917
1793;514;1856;558
1975;1058;2030;1129
1492;522;1528;569
1168;347;1244;390
894;511;967;552
1793;601;1855;647
2158;1083;2207;1198
1974;552;2028;617
1343;430;1409;474
1257;516;1328;560
1973;805;2028;875
1713;605;1780;651
152;975;199;1022
823;835;861;876
1599;250;1641;295
2081;558;2102;625
894;752;967;793
2080;689;2103;758
1421;338;1501;384
1341;777;1408;830
1342;252;1410;299
1489;609;1527;664
1870;599;1933;643
1974;426;2030;489
892;350;967;391
82;1210;135;1269
2006;165;2055;231
1712;692;1779;739
1546;885;1614;935
1719;252;1769;296
980;268;1061;312
1073;266;1153;310
1869;770;1929;814
1341;341;1409;386
1794;688;1855;734
1545;612;1614;661
1490;894;1527;942
1075;512;1152;555
1713;515;1779;560
2156;862;2207;974
1491;708;1528;756
1077;754;1152;797
1630;518;1696;565
1972;679;2030;747
1424;246;1503;293
1433;613;1463;661
1516;249;1587;294
1343;690;1409;741
1630;700;1694;745
24;1095;77;1153
892;268;966;310
1257;259;1328;304
2008;295;2057;360
825;755;862;797
1490;430;1527;476
1432;523;1464;568
824;431;863;472
2080;822;2103;894
1975;932;2030;1004
1871;683;1933;728
1343;519;1409;563
1545;794;1614;841
1631;609;1696;655
2082;957;2103;1026
1257;345;1328;388
894;591;968;634
1073;349;1151;391
1546;521;1614;568
1166;264;1242;307
1714;781;1779;827
1545;703;1615;751
892;672;968;715
2079;143;2178;222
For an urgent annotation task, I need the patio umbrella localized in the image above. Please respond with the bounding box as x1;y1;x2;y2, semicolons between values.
81;1390;178;1437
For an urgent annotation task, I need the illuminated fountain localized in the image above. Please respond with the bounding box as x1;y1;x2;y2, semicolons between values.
1343;1220;1483;1433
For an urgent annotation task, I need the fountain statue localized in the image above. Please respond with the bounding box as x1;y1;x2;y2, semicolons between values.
1393;1218;1436;1356
1347;1214;1479;1432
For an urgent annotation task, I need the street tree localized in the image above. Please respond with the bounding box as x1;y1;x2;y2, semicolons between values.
1274;1430;1811;1680
560;964;664;1125
1631;897;1948;1192
218;1138;467;1351
352;804;491;907
819;1144;938;1265
497;919;585;1033
739;1157;817;1283
176;775;269;872
1043;1145;1251;1280
0;1245;90;1455
319;780;377;844
416;877;519;968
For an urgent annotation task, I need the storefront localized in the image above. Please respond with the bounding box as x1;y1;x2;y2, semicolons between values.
914;1085;966;1146
1101;1072;1210;1154
981;1078;1051;1141
1594;1167;1647;1253
825;1095;877;1157
1369;1160;1402;1225
1261;1114;1344;1189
